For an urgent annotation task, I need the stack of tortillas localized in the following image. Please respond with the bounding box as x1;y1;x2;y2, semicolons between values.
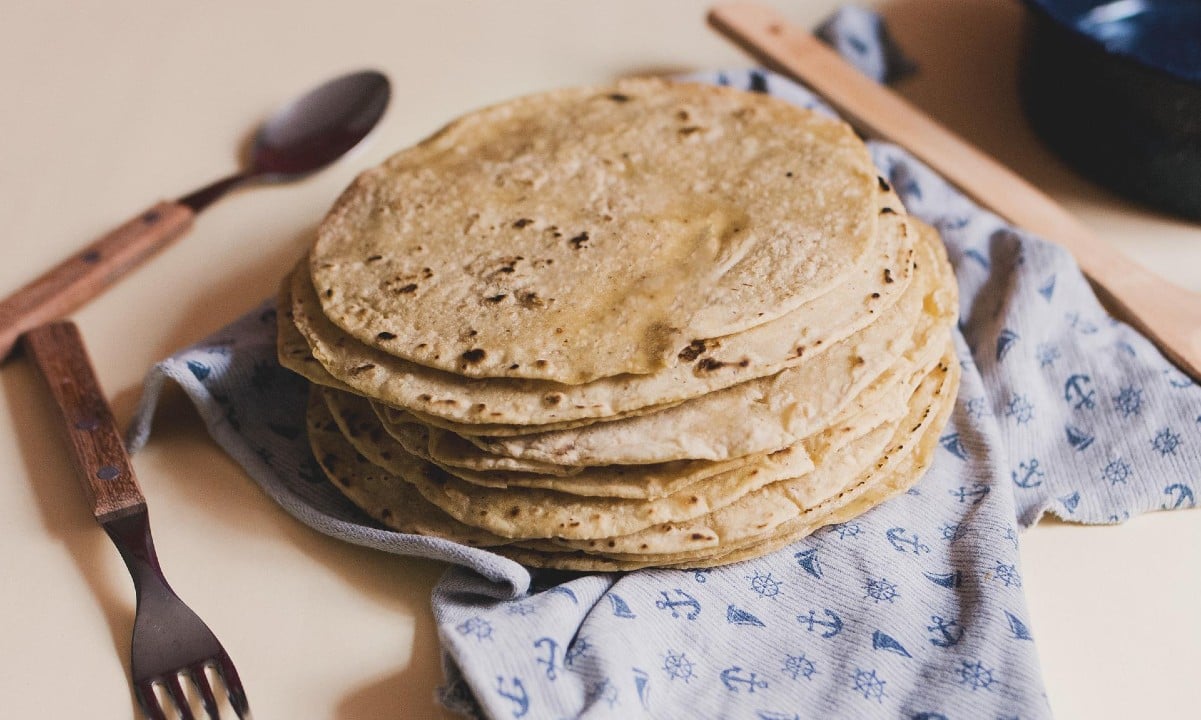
278;77;960;571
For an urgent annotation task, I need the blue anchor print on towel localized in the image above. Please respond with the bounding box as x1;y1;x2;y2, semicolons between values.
1011;458;1045;489
727;605;767;627
721;666;769;694
1004;611;1034;640
886;527;930;554
851;668;887;702
495;676;529;718
996;329;1019;362
608;593;637;619
927;615;965;648
797;609;844;638
827;522;861;540
939;432;968;460
924;570;963;589
1003;527;1020;549
662;650;694;682
1065;424;1095;451
950;483;990;504
655;589;701;620
794;548;823;579
564;637;591;668
1163;483;1196;510
872;630;913;658
1064;374;1096;410
534;637;559;680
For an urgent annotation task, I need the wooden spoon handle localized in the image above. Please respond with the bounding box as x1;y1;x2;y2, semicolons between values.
709;1;1201;381
0;200;194;362
22;321;145;523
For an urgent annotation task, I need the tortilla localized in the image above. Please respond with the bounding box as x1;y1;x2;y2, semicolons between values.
310;77;880;383
305;388;511;548
287;188;911;428
491;350;959;570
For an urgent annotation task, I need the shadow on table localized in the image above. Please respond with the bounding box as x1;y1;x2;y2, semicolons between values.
2;349;142;713
2;359;135;639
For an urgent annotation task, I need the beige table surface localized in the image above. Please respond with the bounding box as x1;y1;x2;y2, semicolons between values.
1;1;1198;718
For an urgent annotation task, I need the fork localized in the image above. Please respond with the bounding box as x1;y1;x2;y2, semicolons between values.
22;321;250;720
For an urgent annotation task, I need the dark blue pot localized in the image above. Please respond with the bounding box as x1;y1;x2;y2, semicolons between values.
1020;0;1201;220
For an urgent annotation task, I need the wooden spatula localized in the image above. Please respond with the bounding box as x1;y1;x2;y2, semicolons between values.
709;1;1201;382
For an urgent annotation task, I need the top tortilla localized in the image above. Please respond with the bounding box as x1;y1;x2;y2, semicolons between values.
287;186;911;428
309;76;879;384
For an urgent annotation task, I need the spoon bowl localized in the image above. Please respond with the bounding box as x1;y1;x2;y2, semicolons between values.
252;70;391;180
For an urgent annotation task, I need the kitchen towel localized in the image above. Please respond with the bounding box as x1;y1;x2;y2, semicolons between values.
129;11;1200;720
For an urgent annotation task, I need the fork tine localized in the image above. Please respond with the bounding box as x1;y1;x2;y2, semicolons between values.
134;680;168;720
163;673;196;720
189;662;220;719
215;651;251;718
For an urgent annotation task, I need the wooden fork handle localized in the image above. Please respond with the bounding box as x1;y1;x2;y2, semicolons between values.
22;321;145;523
709;2;1201;382
0;200;194;363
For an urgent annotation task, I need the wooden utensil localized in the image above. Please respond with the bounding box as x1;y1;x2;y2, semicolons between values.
709;1;1201;382
23;321;250;719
